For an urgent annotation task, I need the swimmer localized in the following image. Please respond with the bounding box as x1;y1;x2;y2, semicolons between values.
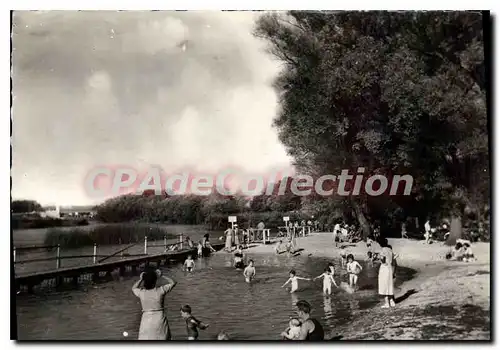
346;254;362;289
340;247;347;267
234;248;245;269
282;270;311;293
180;305;209;340
243;260;256;283
184;255;195;272
313;268;338;295
197;242;203;258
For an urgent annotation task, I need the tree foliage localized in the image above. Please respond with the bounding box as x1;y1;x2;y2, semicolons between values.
254;11;489;240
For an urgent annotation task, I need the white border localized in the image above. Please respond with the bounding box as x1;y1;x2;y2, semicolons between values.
2;1;498;349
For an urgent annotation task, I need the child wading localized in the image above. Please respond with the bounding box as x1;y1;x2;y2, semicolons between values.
184;255;195;272
340;247;347;267
282;270;311;293
243;260;256;283
346;254;363;289
180;305;209;340
281;318;302;340
313;268;338;295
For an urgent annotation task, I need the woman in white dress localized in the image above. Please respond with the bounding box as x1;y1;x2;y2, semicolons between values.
378;238;396;308
132;267;177;339
224;227;233;252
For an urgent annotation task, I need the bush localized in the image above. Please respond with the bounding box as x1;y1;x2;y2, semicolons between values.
44;224;177;249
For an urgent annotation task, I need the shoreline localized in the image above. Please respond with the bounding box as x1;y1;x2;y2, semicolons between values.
241;232;491;340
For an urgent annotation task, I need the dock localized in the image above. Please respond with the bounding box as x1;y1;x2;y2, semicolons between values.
14;243;224;293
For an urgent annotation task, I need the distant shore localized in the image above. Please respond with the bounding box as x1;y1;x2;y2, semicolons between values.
243;233;491;340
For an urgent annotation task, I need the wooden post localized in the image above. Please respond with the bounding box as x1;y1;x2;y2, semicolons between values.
164;235;167;251
13;247;16;263
93;243;97;264
56;245;61;269
144;236;148;255
179;234;183;250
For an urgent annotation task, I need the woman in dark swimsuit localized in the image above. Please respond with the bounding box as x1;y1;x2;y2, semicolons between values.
295;300;324;340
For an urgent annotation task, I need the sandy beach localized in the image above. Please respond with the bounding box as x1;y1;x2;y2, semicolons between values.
245;232;491;340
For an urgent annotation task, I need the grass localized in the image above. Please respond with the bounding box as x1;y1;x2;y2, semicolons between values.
44;224;177;249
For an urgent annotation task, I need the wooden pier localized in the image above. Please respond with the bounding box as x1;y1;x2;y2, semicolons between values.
14;242;224;293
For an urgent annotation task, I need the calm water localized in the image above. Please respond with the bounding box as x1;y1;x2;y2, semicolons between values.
13;224;220;275
15;250;415;340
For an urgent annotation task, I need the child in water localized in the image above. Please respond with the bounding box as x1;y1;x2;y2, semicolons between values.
340;247;347;267
281;318;302;340
243;260;256;283
180;305;209;340
282;270;311;293
234;247;245;269
313;268;338;295
346;254;363;289
184;255;195;272
197;242;203;258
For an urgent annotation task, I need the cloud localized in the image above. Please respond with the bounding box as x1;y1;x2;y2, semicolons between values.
11;11;291;205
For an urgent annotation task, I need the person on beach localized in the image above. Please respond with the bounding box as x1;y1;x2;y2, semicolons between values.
243;260;256;283
313;268;338;295
282;270;311;293
289;300;324;340
132;267;177;340
234;226;241;247
387;245;398;278
184;255;195;272
333;222;340;247
378;238;396;308
281;318;302;340
180;305;209;340
346;254;363;289
224;227;234;252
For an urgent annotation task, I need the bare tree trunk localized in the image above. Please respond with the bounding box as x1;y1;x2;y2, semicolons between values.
351;199;371;240
446;215;463;246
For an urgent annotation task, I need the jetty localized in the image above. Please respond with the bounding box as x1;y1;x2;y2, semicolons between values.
14;240;224;293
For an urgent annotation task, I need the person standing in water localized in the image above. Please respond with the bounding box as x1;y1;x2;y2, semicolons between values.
282;270;311;293
180;305;209;340
292;300;325;340
183;255;195;272
224;227;233;252
243;259;256;283
313;268;338;295
132;267;177;340
346;254;363;289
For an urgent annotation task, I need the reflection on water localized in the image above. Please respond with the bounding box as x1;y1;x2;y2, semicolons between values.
16;250;415;340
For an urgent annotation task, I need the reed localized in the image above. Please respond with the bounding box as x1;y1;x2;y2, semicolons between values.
44;224;176;249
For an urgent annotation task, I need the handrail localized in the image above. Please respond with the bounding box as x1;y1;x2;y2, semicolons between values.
98;243;139;263
14;245;59;251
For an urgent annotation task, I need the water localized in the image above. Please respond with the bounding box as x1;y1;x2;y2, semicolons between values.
13;224;219;275
15;251;415;340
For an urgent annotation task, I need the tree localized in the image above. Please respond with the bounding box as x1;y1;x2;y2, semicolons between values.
255;11;488;241
11;200;43;213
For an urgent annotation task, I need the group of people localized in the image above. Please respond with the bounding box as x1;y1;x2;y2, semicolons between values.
332;222;363;246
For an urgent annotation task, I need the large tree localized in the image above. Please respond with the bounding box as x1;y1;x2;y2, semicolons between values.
255;11;489;241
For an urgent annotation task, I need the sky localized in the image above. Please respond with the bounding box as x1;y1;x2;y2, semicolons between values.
11;11;292;206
